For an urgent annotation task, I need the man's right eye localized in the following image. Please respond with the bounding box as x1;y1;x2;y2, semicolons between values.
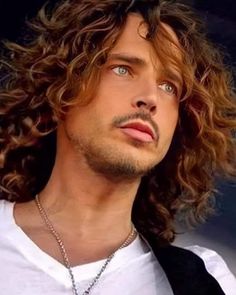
112;65;130;76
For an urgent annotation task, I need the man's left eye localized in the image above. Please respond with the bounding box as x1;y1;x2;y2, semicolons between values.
112;66;129;76
159;82;177;95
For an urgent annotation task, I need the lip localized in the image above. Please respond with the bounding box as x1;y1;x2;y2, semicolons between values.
120;122;156;142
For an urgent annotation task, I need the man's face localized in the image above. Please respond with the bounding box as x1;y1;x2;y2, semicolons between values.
63;14;182;178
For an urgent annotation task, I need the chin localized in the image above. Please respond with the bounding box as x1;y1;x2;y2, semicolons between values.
89;150;161;178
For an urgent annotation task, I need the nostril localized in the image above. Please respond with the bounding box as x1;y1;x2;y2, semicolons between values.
136;101;147;108
150;105;156;113
136;100;156;113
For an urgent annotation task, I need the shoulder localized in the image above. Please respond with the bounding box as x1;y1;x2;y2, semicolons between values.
186;245;236;295
0;199;14;227
0;199;13;212
150;242;226;294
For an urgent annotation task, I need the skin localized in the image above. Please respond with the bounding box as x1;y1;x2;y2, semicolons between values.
14;14;182;266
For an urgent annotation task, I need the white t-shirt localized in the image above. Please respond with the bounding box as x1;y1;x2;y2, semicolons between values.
0;200;235;295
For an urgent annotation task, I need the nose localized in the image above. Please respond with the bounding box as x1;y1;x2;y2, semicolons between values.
132;82;158;115
135;99;157;114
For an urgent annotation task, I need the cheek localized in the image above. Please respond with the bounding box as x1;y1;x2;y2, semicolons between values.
158;102;179;135
157;110;178;158
64;105;98;138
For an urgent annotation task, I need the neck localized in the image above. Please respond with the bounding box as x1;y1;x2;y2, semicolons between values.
14;126;144;266
37;143;141;244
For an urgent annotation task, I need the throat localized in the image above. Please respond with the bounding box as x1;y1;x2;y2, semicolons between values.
14;197;137;267
20;225;137;267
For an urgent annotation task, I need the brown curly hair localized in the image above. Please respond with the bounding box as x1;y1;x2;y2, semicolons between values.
0;0;236;244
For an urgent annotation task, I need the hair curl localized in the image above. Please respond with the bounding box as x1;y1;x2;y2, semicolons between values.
0;0;236;244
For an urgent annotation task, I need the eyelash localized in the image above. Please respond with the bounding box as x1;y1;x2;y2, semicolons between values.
111;65;132;76
159;81;178;96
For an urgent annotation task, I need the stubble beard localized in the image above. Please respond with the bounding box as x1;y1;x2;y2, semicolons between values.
67;132;157;180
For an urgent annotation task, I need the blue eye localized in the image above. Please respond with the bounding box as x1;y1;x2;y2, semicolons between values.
112;66;129;76
159;82;177;95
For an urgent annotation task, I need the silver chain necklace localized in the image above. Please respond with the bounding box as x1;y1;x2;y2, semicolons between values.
35;195;137;295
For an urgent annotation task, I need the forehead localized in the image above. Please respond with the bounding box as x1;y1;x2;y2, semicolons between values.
108;14;182;73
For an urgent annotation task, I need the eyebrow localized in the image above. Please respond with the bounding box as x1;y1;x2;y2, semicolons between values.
107;53;147;67
161;69;183;88
107;53;183;87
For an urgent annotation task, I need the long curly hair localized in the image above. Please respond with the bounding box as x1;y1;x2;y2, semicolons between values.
0;0;236;244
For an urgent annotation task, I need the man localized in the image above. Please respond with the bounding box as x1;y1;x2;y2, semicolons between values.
0;0;235;294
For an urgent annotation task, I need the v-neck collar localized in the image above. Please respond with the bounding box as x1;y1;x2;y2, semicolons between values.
4;200;150;287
